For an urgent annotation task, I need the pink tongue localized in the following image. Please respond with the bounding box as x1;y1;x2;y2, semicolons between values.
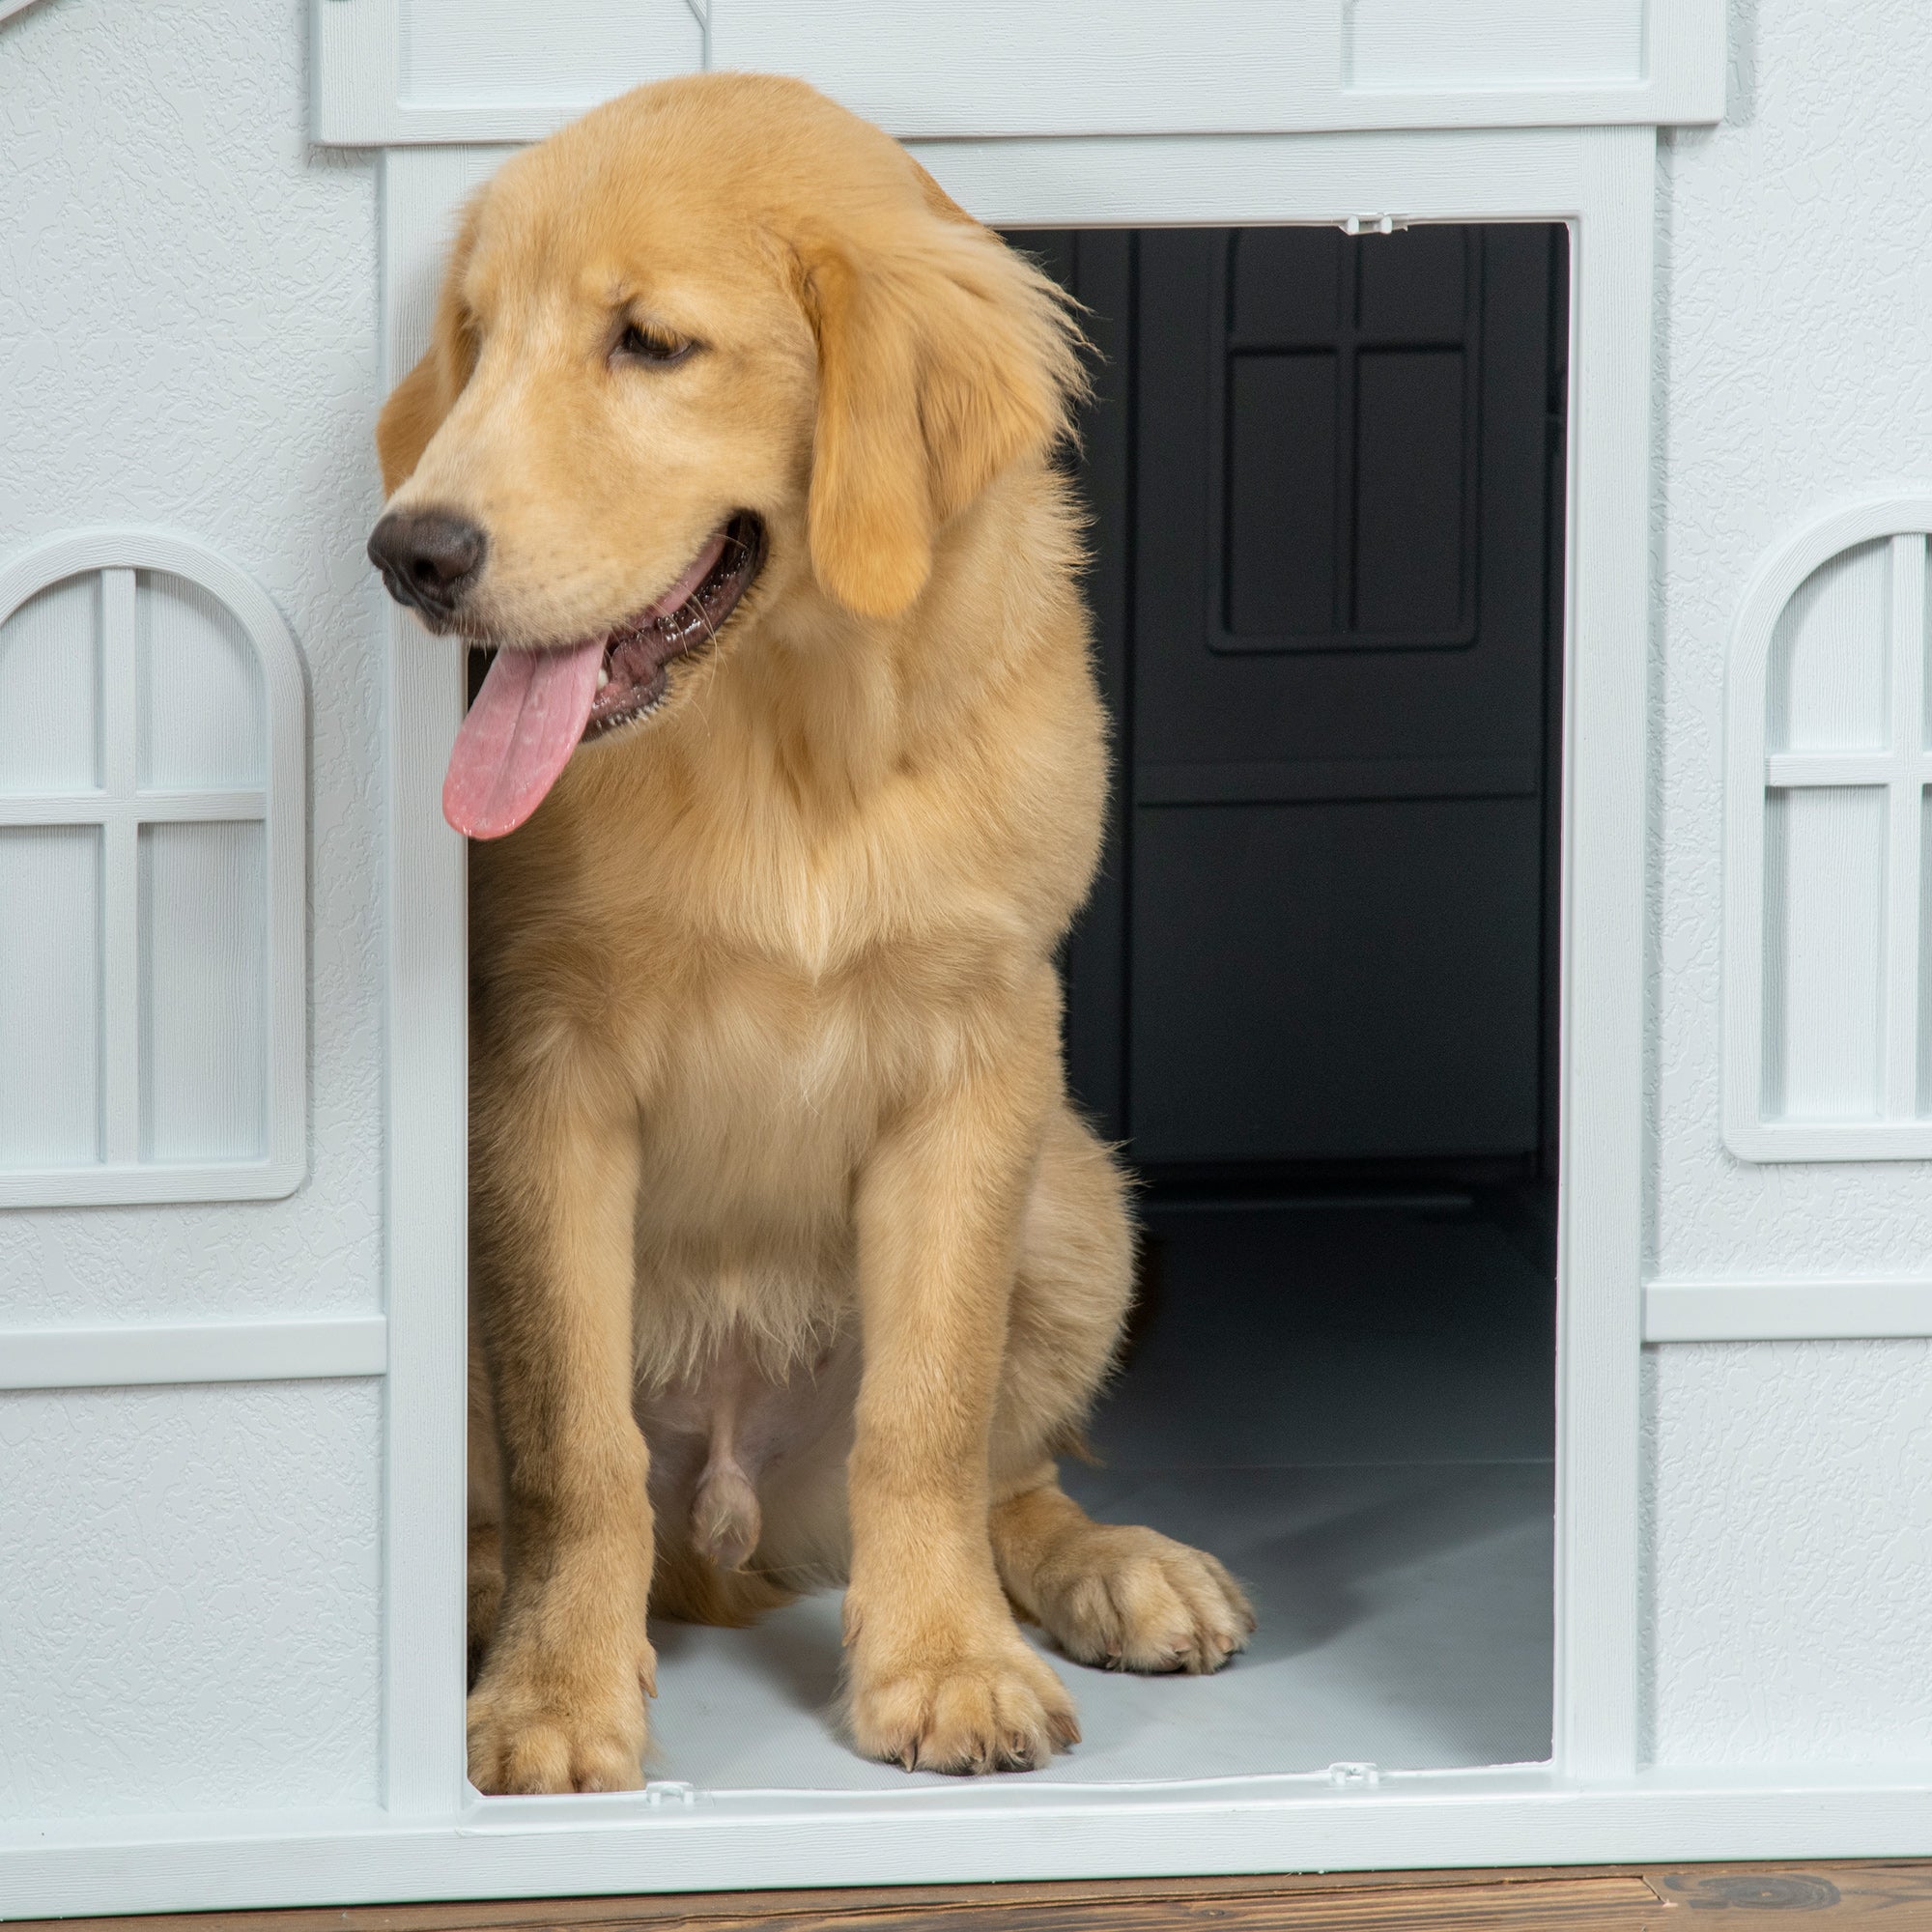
440;528;734;839
441;636;607;839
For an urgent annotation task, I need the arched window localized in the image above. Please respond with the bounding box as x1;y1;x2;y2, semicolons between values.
1725;497;1932;1160
0;531;306;1204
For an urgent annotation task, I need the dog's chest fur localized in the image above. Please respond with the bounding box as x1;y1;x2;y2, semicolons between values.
475;747;1060;1371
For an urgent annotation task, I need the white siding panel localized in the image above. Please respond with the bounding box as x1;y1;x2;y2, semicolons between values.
138;570;264;790
0;574;99;794
138;821;267;1163
707;4;1336;141
0;827;99;1171
1649;1342;1932;1767
1346;0;1642;89
0;1381;382;1821
1761;786;1887;1122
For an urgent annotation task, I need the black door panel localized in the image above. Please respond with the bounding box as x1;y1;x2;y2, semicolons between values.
1011;223;1566;1172
1129;796;1544;1163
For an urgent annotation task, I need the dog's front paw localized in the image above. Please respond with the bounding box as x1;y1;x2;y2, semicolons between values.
847;1632;1079;1774
1032;1523;1254;1675
467;1644;655;1794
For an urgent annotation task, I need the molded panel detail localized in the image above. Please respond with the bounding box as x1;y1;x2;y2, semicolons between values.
1761;788;1886;1121
0;1315;388;1391
1725;501;1932;1159
1644;1277;1932;1342
0;829;100;1168
139;823;268;1163
315;0;1722;144
1345;0;1642;89
0;575;99;794
1129;795;1542;1161
400;0;700;105
139;572;266;790
1768;539;1891;753
0;532;306;1205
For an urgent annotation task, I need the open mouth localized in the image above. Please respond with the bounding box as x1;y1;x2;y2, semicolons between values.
441;511;766;841
585;510;766;738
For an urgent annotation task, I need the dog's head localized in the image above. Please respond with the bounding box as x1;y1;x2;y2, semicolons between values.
368;74;1084;838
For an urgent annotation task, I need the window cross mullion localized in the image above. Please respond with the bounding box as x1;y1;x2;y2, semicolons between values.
98;568;141;1166
1883;532;1925;1122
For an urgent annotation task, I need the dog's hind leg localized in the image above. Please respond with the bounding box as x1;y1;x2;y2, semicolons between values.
988;1105;1254;1675
990;1474;1254;1674
468;1313;506;1685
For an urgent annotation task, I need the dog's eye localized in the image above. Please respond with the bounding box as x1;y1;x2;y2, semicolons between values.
615;323;696;366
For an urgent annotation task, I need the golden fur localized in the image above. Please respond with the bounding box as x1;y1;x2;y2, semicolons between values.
375;71;1251;1794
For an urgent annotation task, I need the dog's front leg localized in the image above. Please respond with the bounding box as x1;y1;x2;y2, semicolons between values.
467;1053;654;1795
843;1035;1079;1774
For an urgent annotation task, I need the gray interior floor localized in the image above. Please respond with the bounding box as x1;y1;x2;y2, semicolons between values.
645;1195;1556;1790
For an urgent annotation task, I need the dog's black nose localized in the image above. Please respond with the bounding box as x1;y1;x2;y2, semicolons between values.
368;508;487;617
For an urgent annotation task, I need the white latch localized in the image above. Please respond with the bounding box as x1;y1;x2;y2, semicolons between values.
643;1779;698;1806
1342;214;1408;237
1326;1760;1380;1788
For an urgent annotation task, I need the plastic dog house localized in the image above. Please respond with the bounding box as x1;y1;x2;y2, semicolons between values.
7;0;1932;1917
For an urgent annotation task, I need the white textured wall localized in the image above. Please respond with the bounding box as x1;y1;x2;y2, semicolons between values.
0;1381;383;1819
1653;1;1932;1276
0;0;385;1823
1645;0;1932;1764
1645;1343;1932;1766
0;0;383;1323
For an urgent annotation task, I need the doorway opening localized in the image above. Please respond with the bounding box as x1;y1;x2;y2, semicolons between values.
618;221;1572;1787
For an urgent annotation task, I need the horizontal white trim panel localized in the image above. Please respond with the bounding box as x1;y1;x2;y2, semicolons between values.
0;788;269;826
0;1314;387;1390
6;1765;1932;1919
1644;1278;1932;1343
1763;752;1929;789
314;79;1719;149
313;0;1720;145
0;1153;306;1208
1723;1122;1932;1163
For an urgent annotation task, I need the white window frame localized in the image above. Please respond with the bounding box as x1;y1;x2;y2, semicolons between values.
1723;496;1932;1162
0;528;307;1206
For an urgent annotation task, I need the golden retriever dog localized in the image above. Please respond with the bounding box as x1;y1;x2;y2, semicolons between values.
368;71;1252;1795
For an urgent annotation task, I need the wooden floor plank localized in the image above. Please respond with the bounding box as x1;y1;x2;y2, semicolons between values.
1644;1861;1932;1917
20;1862;1932;1932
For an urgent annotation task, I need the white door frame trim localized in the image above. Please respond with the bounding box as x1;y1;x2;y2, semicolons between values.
356;118;1658;1891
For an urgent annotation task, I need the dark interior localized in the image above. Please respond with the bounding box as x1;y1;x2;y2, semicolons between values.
1023;220;1572;1768
1019;223;1570;1184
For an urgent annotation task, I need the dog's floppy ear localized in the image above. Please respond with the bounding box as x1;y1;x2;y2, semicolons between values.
802;213;1086;618
376;196;486;497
